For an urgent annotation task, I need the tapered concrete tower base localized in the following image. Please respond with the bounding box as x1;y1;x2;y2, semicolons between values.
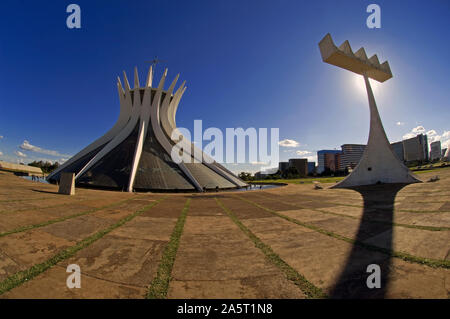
332;75;421;188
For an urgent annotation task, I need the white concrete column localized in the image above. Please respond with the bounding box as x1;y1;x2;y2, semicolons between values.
332;74;421;188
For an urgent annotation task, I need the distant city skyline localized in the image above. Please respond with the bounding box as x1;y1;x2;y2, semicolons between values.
0;0;449;174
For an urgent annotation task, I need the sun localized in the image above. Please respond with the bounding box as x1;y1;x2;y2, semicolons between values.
352;73;380;96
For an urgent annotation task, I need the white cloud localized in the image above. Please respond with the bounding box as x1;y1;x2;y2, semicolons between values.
15;151;27;158
440;130;450;149
412;126;425;134
431;135;442;143
0;136;3;139
403;125;426;140
396;122;405;126
250;161;268;165
261;167;278;174
403;126;450;150
295;150;311;156
278;139;300;148
0;151;3;156
402;132;415;139
428;133;441;143
19;140;70;157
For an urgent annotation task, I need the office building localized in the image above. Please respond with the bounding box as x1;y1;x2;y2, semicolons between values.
391;141;404;162
317;150;342;173
444;148;450;161
288;158;308;177
307;162;315;174
403;134;429;162
278;162;289;173
340;144;366;170
430;141;442;161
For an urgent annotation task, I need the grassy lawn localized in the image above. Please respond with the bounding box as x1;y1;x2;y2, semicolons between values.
410;162;450;171
413;165;450;175
414;169;436;174
252;176;344;185
252;165;450;184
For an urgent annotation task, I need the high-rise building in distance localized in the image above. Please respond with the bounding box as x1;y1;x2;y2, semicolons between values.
317;150;342;173
288;158;308;177
278;162;289;173
403;134;429;162
307;162;316;174
340;144;366;170
430;141;442;161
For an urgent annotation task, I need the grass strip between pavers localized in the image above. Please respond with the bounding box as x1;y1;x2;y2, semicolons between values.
321;203;450;215
0;197;165;296
251;193;450;231
249;193;450;215
215;198;327;299
0;197;54;203
147;198;190;299
0;197;139;238
238;196;450;269
313;208;450;231
0;197;91;214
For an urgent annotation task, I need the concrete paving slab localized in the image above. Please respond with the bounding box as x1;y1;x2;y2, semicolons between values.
40;215;114;242
0;229;75;267
241;216;387;294
60;235;167;287
1;265;147;299
0;251;24;282
363;227;450;260
218;197;274;219
169;213;305;298
187;197;226;216
385;259;450;299
0;169;449;298
168;274;305;299
241;195;299;211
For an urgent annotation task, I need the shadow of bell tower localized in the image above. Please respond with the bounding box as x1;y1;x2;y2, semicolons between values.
330;183;407;298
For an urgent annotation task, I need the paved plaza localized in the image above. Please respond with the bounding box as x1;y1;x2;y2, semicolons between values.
0;168;448;298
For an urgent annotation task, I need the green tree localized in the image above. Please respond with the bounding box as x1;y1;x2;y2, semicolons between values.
238;172;253;181
281;166;299;179
28;160;60;174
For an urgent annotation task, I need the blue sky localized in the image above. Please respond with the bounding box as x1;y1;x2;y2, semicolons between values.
0;0;449;173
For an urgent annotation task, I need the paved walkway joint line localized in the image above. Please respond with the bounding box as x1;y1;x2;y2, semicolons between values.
0;198;137;238
252;192;450;231
215;198;327;299
0;197;165;295
237;196;450;269
147;198;191;299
